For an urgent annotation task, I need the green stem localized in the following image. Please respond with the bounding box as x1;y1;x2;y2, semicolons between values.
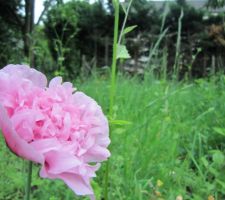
118;0;133;46
24;161;32;200
104;1;119;200
109;0;119;117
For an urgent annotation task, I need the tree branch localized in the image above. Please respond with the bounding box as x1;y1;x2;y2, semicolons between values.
35;0;55;26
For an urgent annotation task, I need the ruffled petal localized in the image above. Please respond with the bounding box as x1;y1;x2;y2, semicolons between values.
49;77;62;88
39;167;94;196
44;150;81;174
1;64;47;88
30;138;62;154
53;173;94;196
0;104;43;164
84;145;111;162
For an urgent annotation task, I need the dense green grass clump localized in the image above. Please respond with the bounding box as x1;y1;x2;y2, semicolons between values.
0;75;225;200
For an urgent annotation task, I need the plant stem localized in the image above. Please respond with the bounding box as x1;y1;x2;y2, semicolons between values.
118;0;133;46
109;0;119;117
173;8;183;79
24;161;32;200
104;1;119;200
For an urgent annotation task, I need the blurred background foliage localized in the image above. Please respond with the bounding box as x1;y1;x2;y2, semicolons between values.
0;0;225;80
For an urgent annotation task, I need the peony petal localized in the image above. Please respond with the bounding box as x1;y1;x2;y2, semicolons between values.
10;110;37;142
1;64;47;88
73;163;100;177
44;150;81;174
62;82;76;93
0;104;43;164
49;77;62;88
54;173;94;196
39;167;94;196
96;136;111;147
72;92;92;106
84;145;110;162
30;138;62;154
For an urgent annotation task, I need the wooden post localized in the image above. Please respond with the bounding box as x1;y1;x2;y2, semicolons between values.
105;36;109;66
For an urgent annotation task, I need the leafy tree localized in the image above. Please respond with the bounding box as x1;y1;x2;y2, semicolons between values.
127;0;160;33
0;0;49;68
44;1;79;76
45;1;112;77
0;0;24;67
206;0;225;8
176;0;187;7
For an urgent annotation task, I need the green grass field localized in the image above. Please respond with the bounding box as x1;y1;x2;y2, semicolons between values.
0;74;225;200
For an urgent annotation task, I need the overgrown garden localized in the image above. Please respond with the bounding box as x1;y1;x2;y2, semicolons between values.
0;0;225;199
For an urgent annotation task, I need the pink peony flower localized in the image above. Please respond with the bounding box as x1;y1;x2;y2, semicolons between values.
0;64;110;199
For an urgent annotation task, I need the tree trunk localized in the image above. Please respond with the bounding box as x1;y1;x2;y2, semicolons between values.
24;0;35;66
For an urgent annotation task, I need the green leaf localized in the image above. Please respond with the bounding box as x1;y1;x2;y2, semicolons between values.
109;119;132;125
211;150;225;168
213;127;225;136
208;166;219;176
201;156;209;167
216;179;225;190
122;25;137;36
117;44;131;59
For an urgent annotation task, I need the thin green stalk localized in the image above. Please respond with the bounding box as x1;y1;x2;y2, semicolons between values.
118;0;133;45
146;27;168;70
160;1;169;33
24;161;32;200
173;8;183;79
109;0;119;117
146;4;169;74
104;1;120;200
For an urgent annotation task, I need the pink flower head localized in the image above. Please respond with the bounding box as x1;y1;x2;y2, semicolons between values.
0;64;110;198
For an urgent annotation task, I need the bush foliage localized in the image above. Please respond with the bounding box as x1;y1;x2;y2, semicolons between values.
1;0;225;78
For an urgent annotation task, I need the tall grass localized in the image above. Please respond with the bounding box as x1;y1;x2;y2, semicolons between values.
79;74;225;200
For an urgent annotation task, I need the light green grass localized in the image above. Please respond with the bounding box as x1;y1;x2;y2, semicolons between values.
0;74;225;200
